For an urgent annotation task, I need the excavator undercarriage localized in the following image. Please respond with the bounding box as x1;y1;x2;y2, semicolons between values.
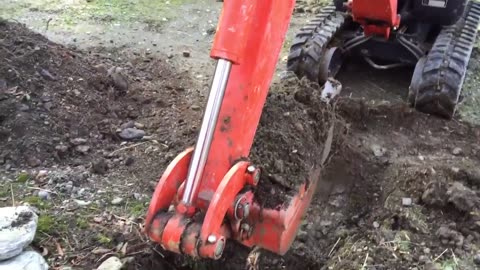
288;0;480;118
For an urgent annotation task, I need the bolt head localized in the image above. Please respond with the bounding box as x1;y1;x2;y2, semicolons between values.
247;165;256;174
207;235;217;244
243;203;250;218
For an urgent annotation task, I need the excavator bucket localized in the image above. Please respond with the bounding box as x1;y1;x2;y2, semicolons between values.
143;0;326;259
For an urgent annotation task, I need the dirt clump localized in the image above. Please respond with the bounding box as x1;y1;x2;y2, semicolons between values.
251;78;341;209
10;210;34;227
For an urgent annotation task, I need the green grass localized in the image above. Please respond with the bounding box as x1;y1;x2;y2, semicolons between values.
96;233;112;245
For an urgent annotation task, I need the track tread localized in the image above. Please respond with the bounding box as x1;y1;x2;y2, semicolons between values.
287;5;345;82
412;1;480;118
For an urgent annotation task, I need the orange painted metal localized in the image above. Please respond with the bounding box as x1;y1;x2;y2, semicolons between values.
351;0;400;39
239;167;321;254
145;0;319;259
197;161;249;258
144;148;193;236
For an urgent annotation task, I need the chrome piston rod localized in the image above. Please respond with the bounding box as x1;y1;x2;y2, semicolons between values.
181;59;232;205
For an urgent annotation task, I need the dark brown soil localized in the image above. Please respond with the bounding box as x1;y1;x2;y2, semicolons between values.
251;78;339;209
0;19;195;169
11;210;34;227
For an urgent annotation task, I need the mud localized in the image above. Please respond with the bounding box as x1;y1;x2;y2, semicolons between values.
251;78;339;209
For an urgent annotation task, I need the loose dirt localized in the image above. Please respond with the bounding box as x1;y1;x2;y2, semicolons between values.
2;1;480;269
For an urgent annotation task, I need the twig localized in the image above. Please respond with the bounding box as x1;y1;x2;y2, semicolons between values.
360;252;369;270
45;18;52;32
108;142;148;156
329;237;341;257
433;248;448;262
10;183;15;206
451;249;458;265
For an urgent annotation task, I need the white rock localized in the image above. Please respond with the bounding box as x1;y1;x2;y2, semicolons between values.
0;251;48;270
321;78;342;104
97;256;123;270
0;206;38;261
111;197;124;205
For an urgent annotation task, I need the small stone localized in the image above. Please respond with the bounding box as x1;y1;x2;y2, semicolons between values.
75;145;90;154
74;200;92;207
111;197;124;205
108;67;128;92
452;147;463;156
70;138;87;145
134;122;144;129
447;182;479;212
373;221;380;228
371;144;386;157
133;193;142;200
36;170;48;179
294;123;304;133
119;128;145;140
190;105;201;111
120;121;135;129
473;254;480;265
39;68;57;81
55;144;69;154
419;255;429;264
92;159;108;175
26;156;41;168
97;256;123;270
182;51;191;57
423;248;431;254
38;190;50;200
43;102;53;110
93;216;103;223
402;197;413;207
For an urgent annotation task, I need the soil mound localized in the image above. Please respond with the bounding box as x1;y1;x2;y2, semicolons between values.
0;20;192;168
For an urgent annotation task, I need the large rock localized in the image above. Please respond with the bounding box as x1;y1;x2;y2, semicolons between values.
0;206;38;260
0;251;48;270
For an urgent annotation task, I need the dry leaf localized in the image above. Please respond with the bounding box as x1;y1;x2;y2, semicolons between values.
92;248;112;254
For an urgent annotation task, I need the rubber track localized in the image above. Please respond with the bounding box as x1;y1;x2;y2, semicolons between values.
413;1;480;118
287;5;345;83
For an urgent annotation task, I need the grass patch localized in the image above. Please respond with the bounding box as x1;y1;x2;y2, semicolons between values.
76;217;89;229
129;200;147;217
96;233;112;245
37;214;68;236
16;172;31;183
23;196;51;210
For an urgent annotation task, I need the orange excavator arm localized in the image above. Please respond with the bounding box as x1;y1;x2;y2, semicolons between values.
144;0;319;259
